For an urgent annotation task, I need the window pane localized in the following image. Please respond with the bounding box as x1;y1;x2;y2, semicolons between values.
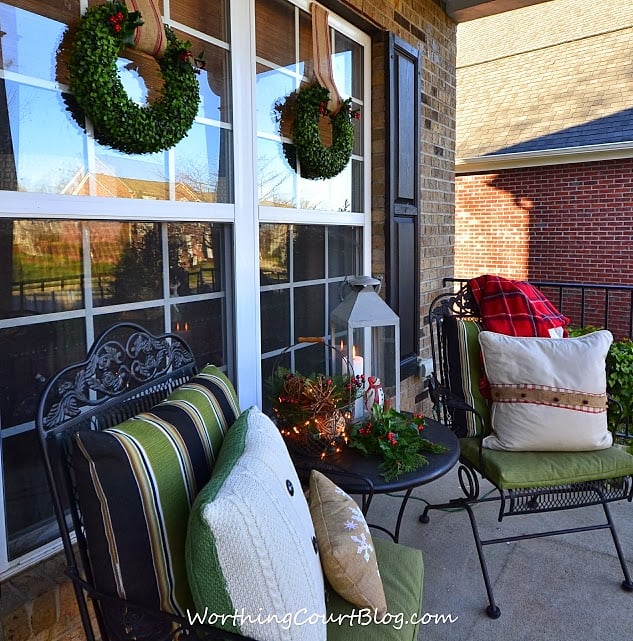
256;67;294;137
328;226;359;277
334;32;363;99
0;2;73;80
168;222;225;295
261;289;290;352
0;318;86;428
171;299;225;367
260;224;289;285
196;43;232;123
4;430;57;559
294;284;324;341
94;310;164;336
1;317;85;560
258;138;296;207
5;83;86;194
293;226;324;281
298;163;354;211
171;0;228;42
175;124;233;203
90;222;163;306
255;0;295;68
2;219;84;318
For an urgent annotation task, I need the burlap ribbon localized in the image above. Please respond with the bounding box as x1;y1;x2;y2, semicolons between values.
125;0;167;58
490;385;608;411
311;3;342;114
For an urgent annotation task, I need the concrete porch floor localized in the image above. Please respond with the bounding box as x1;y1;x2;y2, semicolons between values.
366;466;633;641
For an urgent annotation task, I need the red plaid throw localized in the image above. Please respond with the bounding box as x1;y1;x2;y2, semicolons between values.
468;275;570;399
469;275;570;338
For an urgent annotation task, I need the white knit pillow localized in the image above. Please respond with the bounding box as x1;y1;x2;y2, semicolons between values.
186;406;326;641
480;330;613;451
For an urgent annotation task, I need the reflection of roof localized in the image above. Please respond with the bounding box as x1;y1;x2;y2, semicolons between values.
62;159;215;202
456;0;633;160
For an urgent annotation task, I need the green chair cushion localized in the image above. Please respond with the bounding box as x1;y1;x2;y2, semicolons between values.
460;437;633;490
326;537;424;641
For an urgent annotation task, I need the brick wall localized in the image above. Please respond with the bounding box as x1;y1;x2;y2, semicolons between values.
341;0;456;411
455;157;633;334
1;551;93;641
456;158;633;283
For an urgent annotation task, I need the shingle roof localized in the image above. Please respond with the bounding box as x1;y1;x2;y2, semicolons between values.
456;0;633;160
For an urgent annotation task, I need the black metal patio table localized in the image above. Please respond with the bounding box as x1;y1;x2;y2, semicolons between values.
285;417;460;542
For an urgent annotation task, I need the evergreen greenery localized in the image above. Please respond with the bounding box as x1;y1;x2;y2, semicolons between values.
64;1;201;155
280;83;357;180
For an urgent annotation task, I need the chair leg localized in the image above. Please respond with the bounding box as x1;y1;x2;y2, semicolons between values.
462;501;502;619
601;499;633;591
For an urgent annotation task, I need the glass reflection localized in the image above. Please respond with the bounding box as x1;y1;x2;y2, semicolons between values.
298;162;353;211
258;138;296;207
90;221;163;306
5;83;86;194
0;318;85;427
260;289;290;352
294;284;324;341
171;299;224;367
260;224;289;284
328;226;359;277
174;123;233;203
168;222;224;295
256;68;294;137
293;226;324;281
0;3;71;81
0;220;84;318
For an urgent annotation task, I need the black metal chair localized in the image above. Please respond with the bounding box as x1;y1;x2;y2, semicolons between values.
421;285;633;618
36;322;254;641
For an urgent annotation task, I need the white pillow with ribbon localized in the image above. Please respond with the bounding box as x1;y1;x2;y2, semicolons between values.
479;330;613;452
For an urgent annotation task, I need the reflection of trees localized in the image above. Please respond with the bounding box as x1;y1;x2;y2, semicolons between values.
109;224;163;303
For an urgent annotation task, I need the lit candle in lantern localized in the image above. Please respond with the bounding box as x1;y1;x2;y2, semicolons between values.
352;345;365;419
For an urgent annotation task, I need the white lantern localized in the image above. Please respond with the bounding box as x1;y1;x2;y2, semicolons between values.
330;276;400;419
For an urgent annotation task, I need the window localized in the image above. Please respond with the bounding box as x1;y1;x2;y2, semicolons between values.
255;0;370;407
0;0;369;577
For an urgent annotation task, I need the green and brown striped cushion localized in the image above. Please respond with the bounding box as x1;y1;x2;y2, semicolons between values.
72;364;239;635
443;316;491;437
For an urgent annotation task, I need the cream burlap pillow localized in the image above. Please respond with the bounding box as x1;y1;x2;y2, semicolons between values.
308;470;387;615
480;330;614;451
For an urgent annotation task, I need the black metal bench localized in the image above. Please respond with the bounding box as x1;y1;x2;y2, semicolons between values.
37;322;425;641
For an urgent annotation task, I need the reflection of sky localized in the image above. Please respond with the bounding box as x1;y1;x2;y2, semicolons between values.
0;4;64;82
256;69;294;136
7;81;86;192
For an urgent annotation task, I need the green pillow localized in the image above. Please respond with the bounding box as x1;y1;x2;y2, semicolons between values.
186;406;326;641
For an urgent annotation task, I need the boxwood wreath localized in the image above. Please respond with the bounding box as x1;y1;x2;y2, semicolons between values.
64;1;203;155
277;83;359;180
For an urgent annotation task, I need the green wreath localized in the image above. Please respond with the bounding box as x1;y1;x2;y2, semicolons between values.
281;83;358;180
65;1;202;155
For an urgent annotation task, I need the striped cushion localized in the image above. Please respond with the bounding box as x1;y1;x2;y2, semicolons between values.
443;317;491;437
72;364;239;636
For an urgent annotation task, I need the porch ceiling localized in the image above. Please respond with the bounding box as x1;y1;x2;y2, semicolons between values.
446;0;553;22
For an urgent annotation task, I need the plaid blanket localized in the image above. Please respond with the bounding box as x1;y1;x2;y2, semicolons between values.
469;275;570;338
